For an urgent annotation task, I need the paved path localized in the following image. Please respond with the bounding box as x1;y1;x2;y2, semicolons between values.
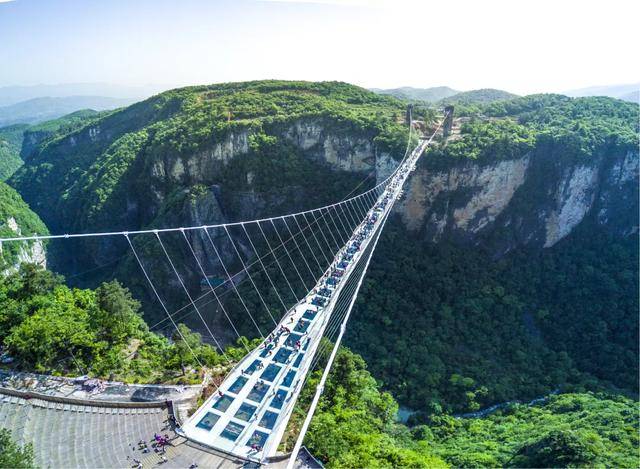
0;389;318;468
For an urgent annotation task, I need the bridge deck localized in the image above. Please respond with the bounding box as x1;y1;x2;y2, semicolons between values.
181;130;434;463
181;207;386;462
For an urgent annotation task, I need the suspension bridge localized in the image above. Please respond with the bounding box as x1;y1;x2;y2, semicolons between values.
0;110;447;466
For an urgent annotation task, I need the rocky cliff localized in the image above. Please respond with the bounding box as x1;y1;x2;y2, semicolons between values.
0;182;48;275
397;147;638;255
0;216;46;275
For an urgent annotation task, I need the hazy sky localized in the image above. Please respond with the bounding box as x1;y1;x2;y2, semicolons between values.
1;0;638;95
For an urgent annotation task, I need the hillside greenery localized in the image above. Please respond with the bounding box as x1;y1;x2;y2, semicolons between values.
291;347;639;468
0;264;254;384
0;124;28;180
430;95;638;169
440;88;518;106
346;218;638;414
371;86;459;103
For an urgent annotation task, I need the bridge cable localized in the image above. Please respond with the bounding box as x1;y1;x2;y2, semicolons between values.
155;231;231;362
124;233;204;369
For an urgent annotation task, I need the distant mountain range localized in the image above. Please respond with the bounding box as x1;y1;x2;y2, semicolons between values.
563;83;639;103
0;96;135;127
371;86;518;105
369;86;459;103
0;83;170;107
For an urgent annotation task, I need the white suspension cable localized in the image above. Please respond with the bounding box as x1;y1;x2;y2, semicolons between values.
291;214;324;274
281;216;320;282
257;221;300;302
203;227;265;338
240;223;289;315
268;219;310;292
287;204;392;469
223;225;277;326
155;232;231;362
180;229;246;347
124;233;204;369
301;212;331;266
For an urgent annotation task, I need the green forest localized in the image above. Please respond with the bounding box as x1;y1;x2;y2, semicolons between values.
291;347;639;468
347;218;638;413
0;264;255;383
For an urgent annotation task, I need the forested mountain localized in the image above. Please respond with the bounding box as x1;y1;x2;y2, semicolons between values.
9;80;421;333
0;182;47;273
0;110;103;182
1;80;638;467
345;93;638;415
0;125;28;181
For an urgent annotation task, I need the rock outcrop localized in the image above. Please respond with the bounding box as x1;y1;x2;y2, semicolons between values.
398;147;639;255
0;216;46;276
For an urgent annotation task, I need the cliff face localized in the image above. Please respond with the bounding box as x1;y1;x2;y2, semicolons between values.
398;147;639;255
0;216;46;275
0;181;49;275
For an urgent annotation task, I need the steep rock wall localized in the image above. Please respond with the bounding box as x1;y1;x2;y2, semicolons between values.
398;148;639;254
0;216;46;276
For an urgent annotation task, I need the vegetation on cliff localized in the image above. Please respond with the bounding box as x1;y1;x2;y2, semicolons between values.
9;81;412;235
346;217;638;414
0;125;28;181
428;95;638;171
0;428;34;469
440;88;518;106
0;264;252;383
294;347;639;468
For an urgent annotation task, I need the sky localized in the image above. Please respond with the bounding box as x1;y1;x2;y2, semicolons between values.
0;0;638;95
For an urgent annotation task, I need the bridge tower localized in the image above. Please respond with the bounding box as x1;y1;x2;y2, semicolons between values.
443;105;454;138
405;104;413;125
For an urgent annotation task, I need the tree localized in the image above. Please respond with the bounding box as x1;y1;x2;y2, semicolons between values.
511;429;603;468
4;286;98;372
168;323;202;375
0;429;35;469
94;280;145;344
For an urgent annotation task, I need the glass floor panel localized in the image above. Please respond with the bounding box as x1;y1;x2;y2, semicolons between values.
260;363;282;382
246;430;269;448
273;348;293;364
259;410;278;430
245;359;261;375
302;309;317;320
270;389;288;410
247;382;270;403
285;333;303;348
260;344;275;358
293;353;304;368
234;402;257;422
212;395;234;412
282;369;296;387
228;376;248;394
196;412;220;431
294;320;310;333
220;421;245;442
